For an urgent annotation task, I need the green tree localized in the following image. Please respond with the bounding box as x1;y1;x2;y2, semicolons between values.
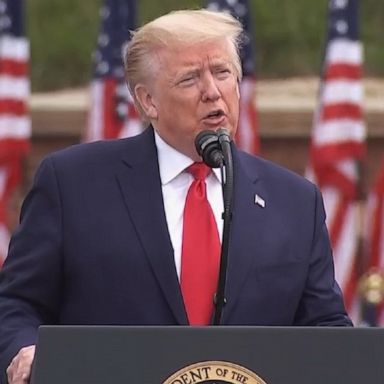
28;0;384;91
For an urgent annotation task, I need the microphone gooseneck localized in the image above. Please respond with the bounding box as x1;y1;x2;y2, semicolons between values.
212;127;234;325
216;127;231;146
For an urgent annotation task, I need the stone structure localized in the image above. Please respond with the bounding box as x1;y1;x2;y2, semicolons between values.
28;77;384;192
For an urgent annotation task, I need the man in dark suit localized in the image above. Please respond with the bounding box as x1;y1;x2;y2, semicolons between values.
0;8;352;384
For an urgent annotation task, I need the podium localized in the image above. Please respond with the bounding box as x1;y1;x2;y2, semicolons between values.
31;326;384;384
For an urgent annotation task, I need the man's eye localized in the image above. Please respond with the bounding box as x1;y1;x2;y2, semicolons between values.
216;69;231;78
179;76;196;86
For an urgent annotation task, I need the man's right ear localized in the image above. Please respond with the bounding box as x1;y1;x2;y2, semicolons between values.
134;84;158;120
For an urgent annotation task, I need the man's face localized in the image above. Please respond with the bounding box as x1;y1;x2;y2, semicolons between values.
136;39;240;160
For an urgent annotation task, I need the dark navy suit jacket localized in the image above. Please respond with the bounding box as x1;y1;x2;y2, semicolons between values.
0;127;352;374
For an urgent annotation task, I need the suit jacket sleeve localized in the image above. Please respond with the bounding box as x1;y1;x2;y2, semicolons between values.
0;157;62;375
293;185;352;326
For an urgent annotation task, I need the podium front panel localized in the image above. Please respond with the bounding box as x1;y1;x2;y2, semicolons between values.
31;326;383;384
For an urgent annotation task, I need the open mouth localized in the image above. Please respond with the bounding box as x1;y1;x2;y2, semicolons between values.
205;109;225;119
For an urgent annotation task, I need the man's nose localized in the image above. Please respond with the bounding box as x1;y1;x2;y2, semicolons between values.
200;74;221;102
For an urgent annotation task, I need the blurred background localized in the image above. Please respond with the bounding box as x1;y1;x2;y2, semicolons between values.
1;0;383;325
28;0;384;90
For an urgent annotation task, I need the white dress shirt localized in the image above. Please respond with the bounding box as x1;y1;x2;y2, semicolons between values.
154;131;224;279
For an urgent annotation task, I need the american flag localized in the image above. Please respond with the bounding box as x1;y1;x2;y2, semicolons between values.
361;160;384;326
205;0;259;154
307;0;366;323
85;0;142;142
0;0;30;267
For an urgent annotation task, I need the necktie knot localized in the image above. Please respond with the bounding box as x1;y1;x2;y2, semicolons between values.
188;162;211;181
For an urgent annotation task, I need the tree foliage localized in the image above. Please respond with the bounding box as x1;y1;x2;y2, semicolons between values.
28;0;384;91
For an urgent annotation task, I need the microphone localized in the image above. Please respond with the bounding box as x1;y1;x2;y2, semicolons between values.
194;130;223;168
195;128;234;325
216;127;231;146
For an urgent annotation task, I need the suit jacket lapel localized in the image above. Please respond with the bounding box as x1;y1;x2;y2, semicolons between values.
115;127;188;325
223;148;268;321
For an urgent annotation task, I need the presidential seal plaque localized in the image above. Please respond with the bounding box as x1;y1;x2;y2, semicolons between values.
163;361;267;384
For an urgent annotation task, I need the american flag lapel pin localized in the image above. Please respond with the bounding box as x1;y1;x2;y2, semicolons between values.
254;194;266;208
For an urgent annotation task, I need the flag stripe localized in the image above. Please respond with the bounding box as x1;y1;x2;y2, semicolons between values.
0;116;31;139
312;119;365;145
0;139;30;158
343;258;359;311
103;79;123;139
311;142;365;164
325;64;362;80
326;39;362;65
0;59;28;76
321;103;362;120
0;76;29;99
0;99;27;115
332;202;357;283
0;36;29;61
321;80;363;104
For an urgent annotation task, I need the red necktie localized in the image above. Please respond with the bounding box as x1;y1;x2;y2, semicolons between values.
181;162;220;325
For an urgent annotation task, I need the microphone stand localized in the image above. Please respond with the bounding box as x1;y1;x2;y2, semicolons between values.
213;129;234;325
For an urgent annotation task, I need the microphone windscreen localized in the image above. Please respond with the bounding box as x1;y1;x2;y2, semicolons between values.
194;130;223;168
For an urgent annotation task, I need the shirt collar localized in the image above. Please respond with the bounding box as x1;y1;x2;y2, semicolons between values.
154;130;221;185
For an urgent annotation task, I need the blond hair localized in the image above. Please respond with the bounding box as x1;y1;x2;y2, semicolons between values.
123;9;243;103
